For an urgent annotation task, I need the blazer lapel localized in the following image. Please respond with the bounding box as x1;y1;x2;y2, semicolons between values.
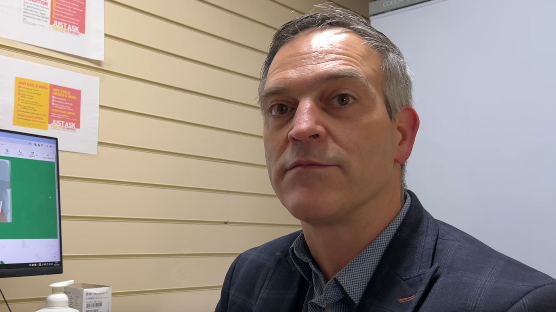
253;241;309;312
356;190;441;312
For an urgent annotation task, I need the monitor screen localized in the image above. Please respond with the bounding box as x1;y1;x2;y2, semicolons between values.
0;129;62;278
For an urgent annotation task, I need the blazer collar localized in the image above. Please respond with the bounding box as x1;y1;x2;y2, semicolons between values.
254;230;309;312
254;190;440;312
356;190;440;312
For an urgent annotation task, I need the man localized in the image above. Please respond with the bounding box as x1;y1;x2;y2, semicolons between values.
215;5;556;312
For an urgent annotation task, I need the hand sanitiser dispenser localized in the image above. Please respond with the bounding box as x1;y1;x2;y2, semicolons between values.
36;280;79;312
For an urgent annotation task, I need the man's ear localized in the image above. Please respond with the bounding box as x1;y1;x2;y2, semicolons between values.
394;106;420;165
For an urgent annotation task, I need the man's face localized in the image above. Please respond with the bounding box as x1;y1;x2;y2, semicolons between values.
261;28;406;225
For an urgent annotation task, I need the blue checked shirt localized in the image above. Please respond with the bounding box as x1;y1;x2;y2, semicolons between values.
289;192;411;312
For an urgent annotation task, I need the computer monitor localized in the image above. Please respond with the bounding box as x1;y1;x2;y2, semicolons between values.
0;129;62;278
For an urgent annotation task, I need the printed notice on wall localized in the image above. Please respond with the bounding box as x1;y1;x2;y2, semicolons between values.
0;0;104;60
0;55;99;154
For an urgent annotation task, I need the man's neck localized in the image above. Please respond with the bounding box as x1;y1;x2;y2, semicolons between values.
301;189;404;281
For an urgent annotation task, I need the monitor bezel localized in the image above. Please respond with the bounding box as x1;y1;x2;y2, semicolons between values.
0;128;63;278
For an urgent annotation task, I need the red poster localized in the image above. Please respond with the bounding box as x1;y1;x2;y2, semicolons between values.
50;0;86;35
49;84;81;131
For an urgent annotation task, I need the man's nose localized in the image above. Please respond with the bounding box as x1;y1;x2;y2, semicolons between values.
287;100;326;142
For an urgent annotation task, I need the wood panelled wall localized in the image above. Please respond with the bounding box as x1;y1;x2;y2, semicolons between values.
0;1;372;310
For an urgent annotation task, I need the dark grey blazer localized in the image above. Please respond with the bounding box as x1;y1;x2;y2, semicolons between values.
215;191;556;311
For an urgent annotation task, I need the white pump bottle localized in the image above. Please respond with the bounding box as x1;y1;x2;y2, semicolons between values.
36;280;79;312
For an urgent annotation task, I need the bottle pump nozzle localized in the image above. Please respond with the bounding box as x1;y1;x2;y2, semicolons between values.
47;280;74;307
36;280;79;312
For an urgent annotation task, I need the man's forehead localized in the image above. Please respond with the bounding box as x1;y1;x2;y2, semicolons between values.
301;27;354;49
267;27;381;75
272;27;364;60
263;28;383;96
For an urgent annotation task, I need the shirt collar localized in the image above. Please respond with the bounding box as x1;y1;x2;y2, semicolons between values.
289;191;412;305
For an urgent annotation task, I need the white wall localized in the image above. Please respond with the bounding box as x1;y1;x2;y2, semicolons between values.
372;0;556;277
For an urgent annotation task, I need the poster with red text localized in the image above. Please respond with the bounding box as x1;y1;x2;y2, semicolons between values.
0;0;103;60
50;0;87;35
0;56;99;154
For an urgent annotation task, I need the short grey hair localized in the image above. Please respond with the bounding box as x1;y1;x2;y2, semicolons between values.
258;4;413;191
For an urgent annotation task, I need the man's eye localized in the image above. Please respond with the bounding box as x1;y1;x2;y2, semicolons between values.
333;93;354;107
270;104;292;116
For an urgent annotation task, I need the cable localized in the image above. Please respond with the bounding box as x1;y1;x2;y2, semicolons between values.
0;287;12;312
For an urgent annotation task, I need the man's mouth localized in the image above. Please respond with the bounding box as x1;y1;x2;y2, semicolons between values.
286;160;335;171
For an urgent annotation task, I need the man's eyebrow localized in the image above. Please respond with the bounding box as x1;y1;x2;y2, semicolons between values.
324;70;371;87
259;70;374;105
325;70;378;100
259;86;288;106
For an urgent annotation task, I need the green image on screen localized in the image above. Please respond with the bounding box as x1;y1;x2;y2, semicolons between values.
0;156;58;239
0;159;10;223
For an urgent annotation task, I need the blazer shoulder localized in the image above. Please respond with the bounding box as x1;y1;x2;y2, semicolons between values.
429;219;556;310
508;284;556;311
230;230;301;287
436;220;554;285
217;230;302;312
241;230;301;264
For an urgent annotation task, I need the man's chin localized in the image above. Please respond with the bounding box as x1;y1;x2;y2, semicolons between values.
282;197;339;224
